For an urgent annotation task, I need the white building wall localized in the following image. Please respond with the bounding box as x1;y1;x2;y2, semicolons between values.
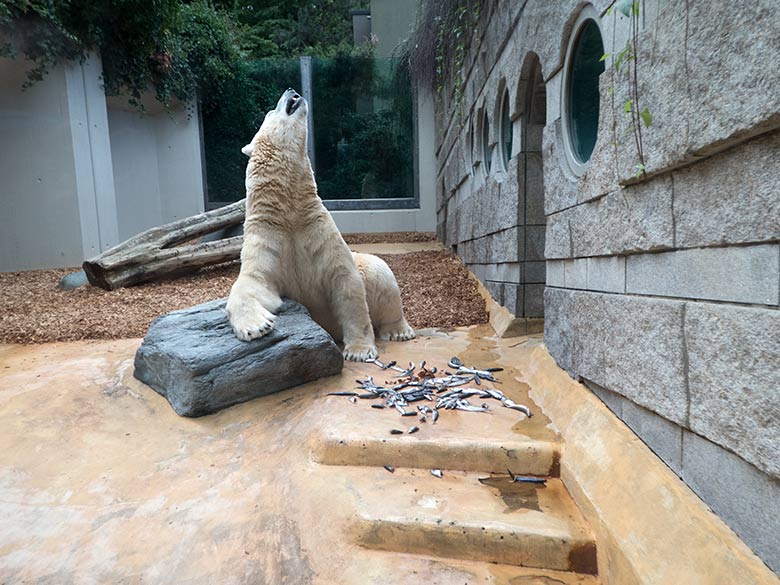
0;50;205;270
108;109;164;242
64;54;120;258
0;57;86;270
155;107;205;223
107;98;204;241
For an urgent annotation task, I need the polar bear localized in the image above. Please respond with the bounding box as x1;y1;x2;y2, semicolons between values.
226;88;416;361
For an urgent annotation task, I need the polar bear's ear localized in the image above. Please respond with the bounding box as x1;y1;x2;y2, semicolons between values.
241;143;253;157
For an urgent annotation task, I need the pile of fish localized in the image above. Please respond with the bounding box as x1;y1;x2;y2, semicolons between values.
326;356;532;437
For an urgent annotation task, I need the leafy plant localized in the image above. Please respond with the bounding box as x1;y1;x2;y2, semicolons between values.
214;0;370;60
602;0;652;178
0;0;240;109
399;0;480;111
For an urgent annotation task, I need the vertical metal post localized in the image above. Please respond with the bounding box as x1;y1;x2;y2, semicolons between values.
299;56;316;173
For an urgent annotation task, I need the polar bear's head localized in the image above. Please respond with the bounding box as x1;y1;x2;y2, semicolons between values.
242;88;309;159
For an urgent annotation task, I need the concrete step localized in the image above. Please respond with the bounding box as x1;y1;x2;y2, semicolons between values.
311;378;561;476
330;466;597;574
337;550;600;584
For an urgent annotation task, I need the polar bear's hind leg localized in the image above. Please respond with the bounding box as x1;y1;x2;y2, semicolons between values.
353;253;416;342
226;275;282;342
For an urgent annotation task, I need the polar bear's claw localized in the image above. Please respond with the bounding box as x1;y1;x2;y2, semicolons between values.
378;320;416;342
231;314;275;342
343;343;378;362
388;329;416;341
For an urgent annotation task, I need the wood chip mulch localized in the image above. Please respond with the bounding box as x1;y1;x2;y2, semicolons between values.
378;251;488;330
343;232;437;244
0;251;486;345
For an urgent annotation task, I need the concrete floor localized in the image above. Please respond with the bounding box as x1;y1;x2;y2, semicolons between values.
0;327;601;584
2;325;776;584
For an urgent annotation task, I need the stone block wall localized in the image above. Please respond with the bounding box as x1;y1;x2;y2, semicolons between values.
432;0;780;572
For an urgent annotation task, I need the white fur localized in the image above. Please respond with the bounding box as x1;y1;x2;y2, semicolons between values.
226;90;415;361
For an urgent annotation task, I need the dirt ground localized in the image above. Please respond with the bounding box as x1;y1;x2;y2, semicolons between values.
0;249;486;345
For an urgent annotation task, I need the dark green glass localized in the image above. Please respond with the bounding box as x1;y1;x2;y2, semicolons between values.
203;58;300;203
312;56;414;200
483;112;492;173
501;89;512;164
567;19;605;163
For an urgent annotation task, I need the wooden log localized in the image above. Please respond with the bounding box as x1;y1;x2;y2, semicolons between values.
83;200;246;290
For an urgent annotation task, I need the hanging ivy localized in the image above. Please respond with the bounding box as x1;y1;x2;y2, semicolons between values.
399;0;480;109
0;0;241;110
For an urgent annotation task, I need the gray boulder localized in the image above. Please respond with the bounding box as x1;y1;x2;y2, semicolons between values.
57;269;89;290
134;298;343;417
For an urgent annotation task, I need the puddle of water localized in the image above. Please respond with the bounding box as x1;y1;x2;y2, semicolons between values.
478;475;544;513
509;577;568;585
489;567;569;585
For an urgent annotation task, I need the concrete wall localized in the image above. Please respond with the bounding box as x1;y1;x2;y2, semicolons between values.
108;100;205;241
0;54;119;270
108;110;164;242
0;50;205;270
433;0;780;572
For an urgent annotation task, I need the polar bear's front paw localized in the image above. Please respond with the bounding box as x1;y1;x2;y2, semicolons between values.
229;310;276;342
343;342;378;362
378;319;417;342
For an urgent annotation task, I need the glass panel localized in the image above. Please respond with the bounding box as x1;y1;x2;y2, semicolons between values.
482;111;491;173
501;89;512;164
311;56;414;200
202;55;415;204
203;59;301;204
567;19;604;163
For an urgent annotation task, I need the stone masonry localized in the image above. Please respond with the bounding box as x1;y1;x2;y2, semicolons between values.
432;0;780;572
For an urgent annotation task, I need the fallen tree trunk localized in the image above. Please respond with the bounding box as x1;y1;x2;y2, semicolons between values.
83;200;246;290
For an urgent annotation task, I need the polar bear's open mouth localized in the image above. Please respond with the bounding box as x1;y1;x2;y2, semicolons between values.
286;92;303;116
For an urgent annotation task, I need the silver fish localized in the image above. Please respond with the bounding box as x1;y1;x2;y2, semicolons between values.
502;399;532;417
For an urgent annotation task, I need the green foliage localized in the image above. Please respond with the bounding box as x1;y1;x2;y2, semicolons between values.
215;0;369;59
401;0;479;101
603;0;651;179
0;0;240;108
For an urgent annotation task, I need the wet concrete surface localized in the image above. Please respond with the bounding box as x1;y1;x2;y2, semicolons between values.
1;327;590;583
2;324;774;584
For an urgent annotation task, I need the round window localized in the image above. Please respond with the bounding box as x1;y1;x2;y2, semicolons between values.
563;14;605;171
482;110;492;173
500;89;512;166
